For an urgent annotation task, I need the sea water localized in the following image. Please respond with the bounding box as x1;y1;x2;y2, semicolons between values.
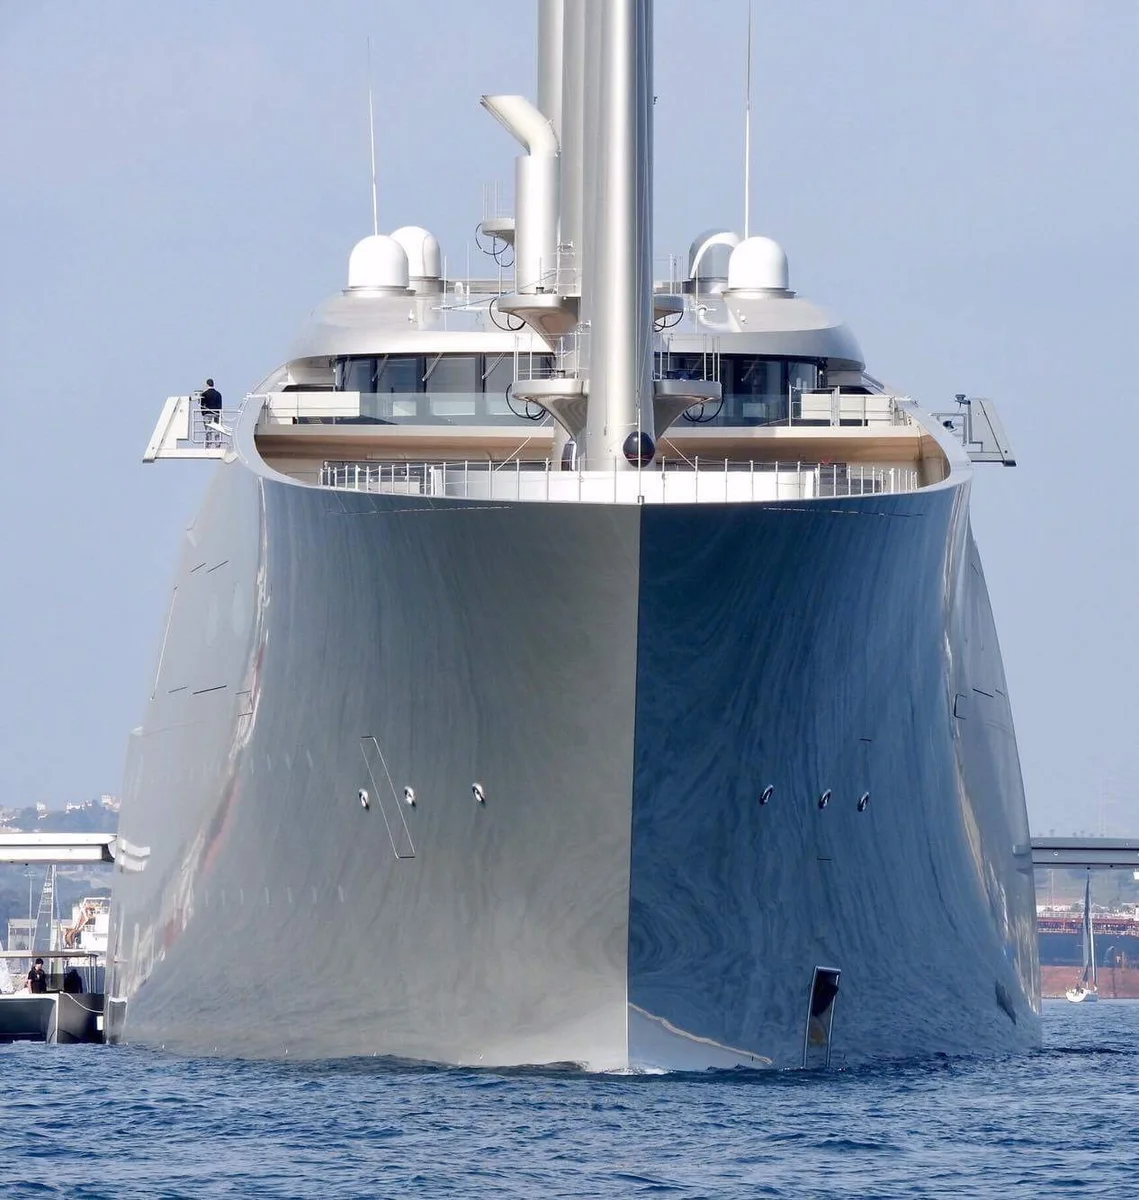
2;1000;1136;1198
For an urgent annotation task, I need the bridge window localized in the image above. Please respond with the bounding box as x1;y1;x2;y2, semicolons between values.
676;355;823;427
375;356;419;393
330;353;553;426
423;354;479;393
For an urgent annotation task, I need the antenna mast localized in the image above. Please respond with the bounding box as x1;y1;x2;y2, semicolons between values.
367;37;379;236
743;0;753;239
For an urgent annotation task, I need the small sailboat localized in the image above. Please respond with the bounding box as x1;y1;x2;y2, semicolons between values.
1066;875;1099;1004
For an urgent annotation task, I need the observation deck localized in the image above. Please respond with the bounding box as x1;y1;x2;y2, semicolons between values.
248;387;947;495
143;384;951;501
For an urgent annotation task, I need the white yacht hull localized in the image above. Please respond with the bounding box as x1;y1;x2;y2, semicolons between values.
1065;987;1098;1004
107;454;1040;1068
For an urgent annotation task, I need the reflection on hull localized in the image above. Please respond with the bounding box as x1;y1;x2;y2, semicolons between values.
108;460;1040;1068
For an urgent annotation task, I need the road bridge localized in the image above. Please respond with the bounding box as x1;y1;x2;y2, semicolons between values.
1030;838;1139;870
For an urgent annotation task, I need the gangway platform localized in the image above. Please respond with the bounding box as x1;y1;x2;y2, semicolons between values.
0;833;116;865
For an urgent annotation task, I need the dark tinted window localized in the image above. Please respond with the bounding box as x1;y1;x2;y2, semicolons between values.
329;353;553;427
680;356;821;427
376;356;421;393
424;354;478;393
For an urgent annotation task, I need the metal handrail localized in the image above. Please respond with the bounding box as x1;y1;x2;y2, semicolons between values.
318;458;920;504
0;950;103;960
185;405;242;450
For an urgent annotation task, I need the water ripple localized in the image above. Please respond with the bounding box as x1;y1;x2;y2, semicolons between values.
0;1002;1135;1197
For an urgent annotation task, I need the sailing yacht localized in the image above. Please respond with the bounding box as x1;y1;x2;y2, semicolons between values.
109;0;1040;1069
1066;876;1099;1004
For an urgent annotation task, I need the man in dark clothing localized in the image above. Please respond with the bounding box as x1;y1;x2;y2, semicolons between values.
200;378;223;446
27;958;47;993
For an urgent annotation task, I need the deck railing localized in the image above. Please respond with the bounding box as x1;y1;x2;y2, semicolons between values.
188;407;241;450
0;950;104;996
319;458;920;504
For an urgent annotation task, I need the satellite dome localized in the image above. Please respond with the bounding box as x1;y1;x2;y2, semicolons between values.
347;235;410;290
390;226;442;280
727;236;790;292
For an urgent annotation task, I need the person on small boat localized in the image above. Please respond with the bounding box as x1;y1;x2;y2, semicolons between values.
27;958;47;993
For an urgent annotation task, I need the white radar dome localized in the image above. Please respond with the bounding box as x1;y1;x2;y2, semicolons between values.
727;236;789;292
390;225;442;280
347;234;410;290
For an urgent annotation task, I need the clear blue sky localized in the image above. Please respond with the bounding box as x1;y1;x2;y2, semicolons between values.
0;1;1135;835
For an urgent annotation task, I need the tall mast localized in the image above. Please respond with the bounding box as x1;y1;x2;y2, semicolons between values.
558;0;586;292
1086;875;1097;987
744;1;753;239
367;38;379;236
538;0;565;141
582;0;655;469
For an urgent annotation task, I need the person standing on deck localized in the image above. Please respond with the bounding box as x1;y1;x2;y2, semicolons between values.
27;958;46;993
200;378;223;446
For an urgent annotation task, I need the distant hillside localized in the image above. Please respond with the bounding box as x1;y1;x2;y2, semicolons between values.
1;802;118;837
0;803;118;946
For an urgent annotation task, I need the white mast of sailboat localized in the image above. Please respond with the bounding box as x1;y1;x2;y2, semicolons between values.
1067;873;1099;1002
1085;875;1097;990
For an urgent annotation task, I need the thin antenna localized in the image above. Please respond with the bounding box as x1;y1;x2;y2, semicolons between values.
367;37;379;236
743;0;753;239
